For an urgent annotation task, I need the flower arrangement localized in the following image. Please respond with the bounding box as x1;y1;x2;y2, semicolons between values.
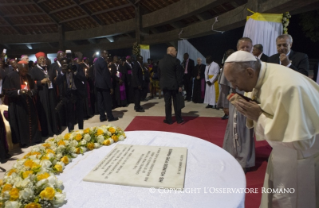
132;42;140;56
282;12;291;34
0;125;126;208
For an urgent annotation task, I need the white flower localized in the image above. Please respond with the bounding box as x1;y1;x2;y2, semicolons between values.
36;179;47;188
107;131;112;136
15;178;32;189
97;135;104;144
84;134;91;142
80;147;87;153
52;192;66;207
13;177;22;187
56;180;63;189
109;139;114;144
56;153;62;160
19;188;34;200
57;145;65;153
80;140;87;145
46;153;55;159
94;143;101;148
71;153;78;158
40;160;52;169
5;201;20;208
69;140;78;147
119;135;125;141
47;176;59;187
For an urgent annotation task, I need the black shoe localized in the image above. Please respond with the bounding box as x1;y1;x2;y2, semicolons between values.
163;119;173;125
177;119;184;124
221;114;229;120
100;118;107;122
206;105;213;108
136;108;145;112
108;117;119;122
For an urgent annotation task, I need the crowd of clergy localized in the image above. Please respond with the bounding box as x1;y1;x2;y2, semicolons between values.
0;33;319;208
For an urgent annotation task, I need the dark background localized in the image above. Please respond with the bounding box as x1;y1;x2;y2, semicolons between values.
86;14;319;64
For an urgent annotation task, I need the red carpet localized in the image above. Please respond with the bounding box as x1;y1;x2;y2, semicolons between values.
126;116;272;208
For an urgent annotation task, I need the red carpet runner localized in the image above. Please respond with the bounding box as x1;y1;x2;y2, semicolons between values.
125;116;272;208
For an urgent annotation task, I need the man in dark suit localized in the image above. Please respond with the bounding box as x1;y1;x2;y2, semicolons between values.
268;34;309;76
132;56;145;112
94;50;118;122
158;46;183;124
56;53;86;132
252;44;268;62
182;53;194;101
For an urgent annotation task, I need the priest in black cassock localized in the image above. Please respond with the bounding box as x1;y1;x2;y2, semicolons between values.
132;56;145;112
110;56;127;107
51;51;66;126
192;58;206;103
3;61;41;147
124;56;134;103
30;52;60;137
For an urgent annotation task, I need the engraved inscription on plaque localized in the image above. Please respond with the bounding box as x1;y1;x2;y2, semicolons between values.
83;144;188;189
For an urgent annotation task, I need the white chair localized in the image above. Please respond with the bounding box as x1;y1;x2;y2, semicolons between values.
0;104;13;152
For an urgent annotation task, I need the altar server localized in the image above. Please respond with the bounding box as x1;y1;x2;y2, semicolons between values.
224;50;319;208
204;56;219;108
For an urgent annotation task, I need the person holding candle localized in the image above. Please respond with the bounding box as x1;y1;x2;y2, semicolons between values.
29;52;60;137
3;60;41;147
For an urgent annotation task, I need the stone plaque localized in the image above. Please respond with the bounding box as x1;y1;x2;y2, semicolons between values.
83;144;188;189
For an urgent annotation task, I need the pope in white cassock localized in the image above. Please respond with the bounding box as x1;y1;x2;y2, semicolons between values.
204;56;219;108
224;51;319;208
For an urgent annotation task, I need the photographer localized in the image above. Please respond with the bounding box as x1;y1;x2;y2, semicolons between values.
3;61;41;147
56;52;86;132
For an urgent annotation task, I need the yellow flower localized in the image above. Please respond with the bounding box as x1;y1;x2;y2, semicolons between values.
0;202;3;207
75;148;80;154
25;202;42;208
1;184;12;193
87;143;94;150
58;140;65;146
7;169;17;176
96;129;104;136
41;155;49;161
31;163;41;171
22;171;33;179
112;135;118;142
102;140;110;146
42;143;51;149
9;188;19;201
109;127;116;134
37;172;50;181
61;156;69;165
23;152;32;159
24;160;35;168
64;133;71;140
75;134;82;141
31;152;41;157
0;179;3;186
54;164;63;173
46;149;55;154
83;128;90;134
39;187;55;200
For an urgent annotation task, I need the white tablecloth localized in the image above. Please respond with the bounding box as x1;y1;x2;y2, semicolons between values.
58;131;246;208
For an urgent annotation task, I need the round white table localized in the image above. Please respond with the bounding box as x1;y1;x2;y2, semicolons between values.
58;131;246;208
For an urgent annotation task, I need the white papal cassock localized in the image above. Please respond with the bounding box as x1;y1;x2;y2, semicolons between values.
204;61;219;106
245;62;319;208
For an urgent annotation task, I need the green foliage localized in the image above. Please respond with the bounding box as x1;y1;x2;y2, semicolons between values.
299;10;319;42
